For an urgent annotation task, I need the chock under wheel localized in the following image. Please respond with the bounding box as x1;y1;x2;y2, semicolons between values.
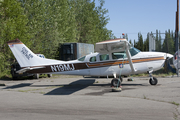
112;87;122;92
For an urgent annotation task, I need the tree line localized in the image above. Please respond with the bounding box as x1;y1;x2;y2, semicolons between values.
126;29;176;55
0;0;115;77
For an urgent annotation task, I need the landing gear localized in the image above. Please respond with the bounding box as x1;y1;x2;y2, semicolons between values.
148;70;158;85
111;78;122;87
149;77;158;85
111;78;122;92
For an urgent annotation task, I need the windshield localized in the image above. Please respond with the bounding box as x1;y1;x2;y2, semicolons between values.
129;47;141;56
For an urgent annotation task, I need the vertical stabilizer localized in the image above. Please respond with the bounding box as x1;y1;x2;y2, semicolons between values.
7;39;61;67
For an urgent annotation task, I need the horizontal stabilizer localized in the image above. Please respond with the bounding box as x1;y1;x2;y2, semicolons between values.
16;66;45;74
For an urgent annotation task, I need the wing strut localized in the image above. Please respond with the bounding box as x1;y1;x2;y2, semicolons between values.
125;42;137;73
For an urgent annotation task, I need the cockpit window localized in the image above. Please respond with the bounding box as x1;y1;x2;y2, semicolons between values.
112;52;126;59
78;56;86;61
112;47;140;59
90;56;96;62
100;54;109;61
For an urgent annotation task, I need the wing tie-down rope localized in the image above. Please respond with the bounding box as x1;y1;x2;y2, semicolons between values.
117;43;126;88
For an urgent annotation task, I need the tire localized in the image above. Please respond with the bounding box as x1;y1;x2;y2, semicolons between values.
34;74;39;79
111;78;121;87
47;74;52;78
149;77;158;85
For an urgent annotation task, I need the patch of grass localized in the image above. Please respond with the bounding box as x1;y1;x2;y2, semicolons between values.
50;74;82;79
143;95;147;99
95;81;99;83
170;101;179;106
39;92;46;94
18;86;63;93
132;73;148;77
18;88;46;93
18;90;29;93
173;112;178;120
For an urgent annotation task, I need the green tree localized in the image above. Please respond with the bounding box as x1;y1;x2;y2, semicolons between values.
20;0;78;58
71;0;114;44
134;39;137;48
136;32;144;51
143;33;149;51
162;30;175;54
155;30;162;52
0;0;30;76
129;39;132;46
42;0;77;58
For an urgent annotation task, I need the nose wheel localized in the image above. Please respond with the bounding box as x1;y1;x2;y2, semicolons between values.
148;70;158;85
149;77;158;85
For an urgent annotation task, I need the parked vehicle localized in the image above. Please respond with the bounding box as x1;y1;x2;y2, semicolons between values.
11;54;52;80
59;43;94;61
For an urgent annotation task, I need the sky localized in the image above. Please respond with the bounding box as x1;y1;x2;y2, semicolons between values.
95;0;178;41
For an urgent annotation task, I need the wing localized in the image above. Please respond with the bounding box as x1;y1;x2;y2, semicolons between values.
95;38;130;53
95;38;136;73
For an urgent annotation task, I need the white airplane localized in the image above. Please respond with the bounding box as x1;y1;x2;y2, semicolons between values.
7;38;173;87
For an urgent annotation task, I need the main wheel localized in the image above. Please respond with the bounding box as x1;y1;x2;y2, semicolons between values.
111;78;121;87
149;77;158;85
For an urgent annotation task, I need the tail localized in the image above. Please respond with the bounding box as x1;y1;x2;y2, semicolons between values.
7;39;61;68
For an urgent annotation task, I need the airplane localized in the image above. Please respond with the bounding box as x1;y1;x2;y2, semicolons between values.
7;38;173;87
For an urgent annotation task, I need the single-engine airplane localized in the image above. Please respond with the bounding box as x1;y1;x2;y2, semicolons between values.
7;38;173;87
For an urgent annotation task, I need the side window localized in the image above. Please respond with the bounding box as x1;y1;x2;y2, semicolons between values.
90;56;96;62
100;54;109;61
112;52;127;59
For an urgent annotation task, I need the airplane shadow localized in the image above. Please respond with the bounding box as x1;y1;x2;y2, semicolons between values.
45;79;96;95
44;80;146;95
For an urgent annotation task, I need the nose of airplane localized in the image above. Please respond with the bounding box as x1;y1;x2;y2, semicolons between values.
166;53;173;59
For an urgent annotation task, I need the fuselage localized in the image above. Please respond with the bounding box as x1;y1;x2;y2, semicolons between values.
28;47;171;77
